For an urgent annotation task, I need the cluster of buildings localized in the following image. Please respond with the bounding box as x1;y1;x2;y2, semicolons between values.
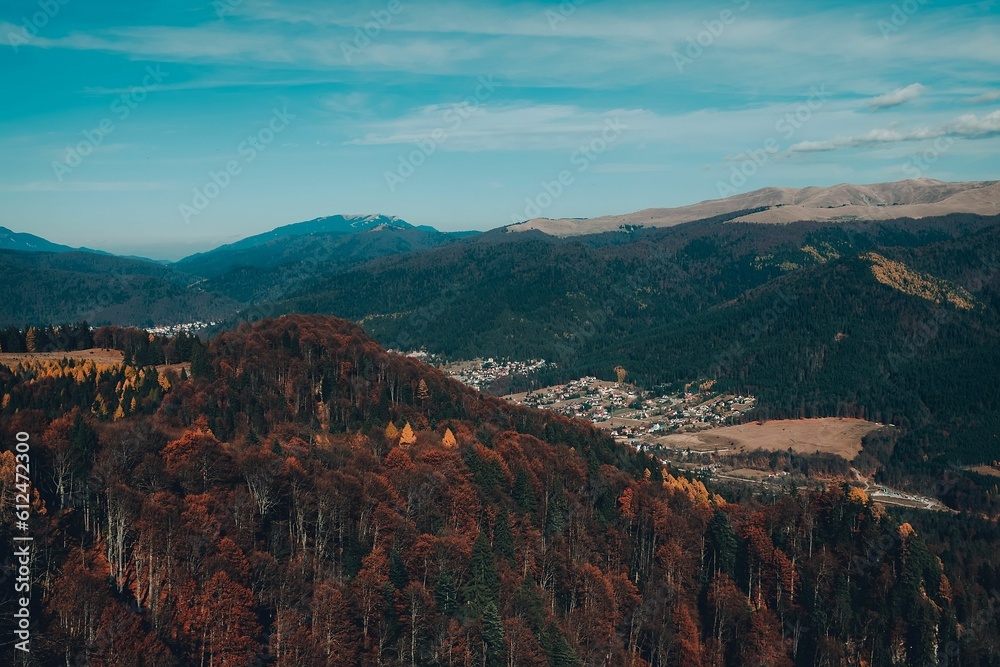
442;358;552;391
505;377;756;446
145;321;216;336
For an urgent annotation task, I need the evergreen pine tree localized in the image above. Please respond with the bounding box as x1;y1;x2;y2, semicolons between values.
389;547;410;591
546;483;569;537
541;622;580;667
434;570;458;618
513;467;537;516
464;530;500;612
493;509;515;563
480;600;507;667
513;575;545;633
190;341;212;379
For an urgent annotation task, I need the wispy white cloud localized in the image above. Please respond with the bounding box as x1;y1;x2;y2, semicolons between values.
788;110;1000;153
348;103;640;151
968;90;1000;104
9;3;999;96
868;83;925;109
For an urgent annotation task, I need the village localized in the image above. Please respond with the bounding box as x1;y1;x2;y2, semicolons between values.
435;357;756;447
502;376;757;446
433;356;554;391
145;321;218;336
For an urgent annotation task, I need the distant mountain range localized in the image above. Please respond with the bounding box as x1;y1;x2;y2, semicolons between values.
0;226;107;255
508;178;1000;235
2;179;998;337
0;214;475;326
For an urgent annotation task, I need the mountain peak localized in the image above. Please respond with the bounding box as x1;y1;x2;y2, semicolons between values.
310;213;412;231
0;226;78;254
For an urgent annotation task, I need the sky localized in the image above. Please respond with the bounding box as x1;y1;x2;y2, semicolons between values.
1;0;998;260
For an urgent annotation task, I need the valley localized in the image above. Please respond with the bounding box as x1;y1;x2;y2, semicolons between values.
440;358;953;511
3;181;1000;666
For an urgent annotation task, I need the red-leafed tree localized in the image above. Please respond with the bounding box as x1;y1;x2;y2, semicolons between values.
312;582;359;666
181;570;261;667
89;601;173;667
162;418;228;494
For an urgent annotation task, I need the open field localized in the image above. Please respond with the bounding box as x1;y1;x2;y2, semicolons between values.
969;465;1000;478
656;417;882;459
0;349;125;365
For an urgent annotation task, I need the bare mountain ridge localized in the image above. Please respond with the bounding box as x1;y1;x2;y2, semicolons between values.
507;178;1000;236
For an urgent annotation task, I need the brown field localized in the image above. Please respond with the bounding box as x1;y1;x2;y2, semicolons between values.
0;349;125;365
969;466;1000;478
656;417;883;460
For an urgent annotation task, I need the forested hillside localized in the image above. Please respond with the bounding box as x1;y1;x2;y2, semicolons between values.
2;315;998;666
0;250;237;327
256;216;1000;469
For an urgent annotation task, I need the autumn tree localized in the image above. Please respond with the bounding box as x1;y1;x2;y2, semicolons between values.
162;419;227;493
385;422;399;442
399;422;417;450
311;583;358;666
182;570;261;667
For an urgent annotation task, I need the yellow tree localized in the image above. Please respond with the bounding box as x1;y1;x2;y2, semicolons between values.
441;428;457;449
399;423;416;450
385;423;399;441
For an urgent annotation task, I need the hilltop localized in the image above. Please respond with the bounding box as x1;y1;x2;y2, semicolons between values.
508;179;1000;235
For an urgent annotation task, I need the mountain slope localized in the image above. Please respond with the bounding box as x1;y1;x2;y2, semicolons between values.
5;313;998;666
173;214;473;280
0;250;239;327
264;213;999;362
244;214;1000;474
197;225;474;303
508;179;1000;235
0;225;101;254
583;223;1000;466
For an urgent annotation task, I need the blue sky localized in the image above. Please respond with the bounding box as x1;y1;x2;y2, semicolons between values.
1;0;998;259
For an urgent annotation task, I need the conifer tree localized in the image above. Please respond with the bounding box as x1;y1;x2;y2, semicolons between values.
465;530;500;612
493;509;515;563
399;422;416;449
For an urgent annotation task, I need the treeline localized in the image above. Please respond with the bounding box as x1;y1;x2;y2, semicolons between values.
0;322;210;368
